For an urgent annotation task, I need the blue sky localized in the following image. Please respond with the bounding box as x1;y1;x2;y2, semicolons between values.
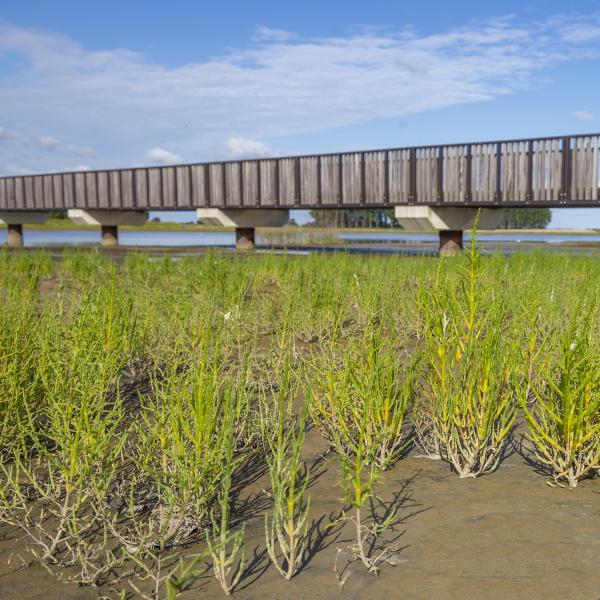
1;1;600;227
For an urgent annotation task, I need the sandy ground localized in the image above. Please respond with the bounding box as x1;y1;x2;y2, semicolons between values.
1;419;599;600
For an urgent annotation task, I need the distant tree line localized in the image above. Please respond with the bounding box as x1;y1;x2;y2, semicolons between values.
309;207;551;229
499;208;551;229
309;209;399;228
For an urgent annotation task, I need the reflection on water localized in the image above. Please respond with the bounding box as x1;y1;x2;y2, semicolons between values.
1;228;600;248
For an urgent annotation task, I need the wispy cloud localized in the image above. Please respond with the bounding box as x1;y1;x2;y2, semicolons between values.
66;144;94;156
225;137;272;159
0;14;599;174
38;135;58;148
5;165;32;174
554;17;600;43
254;26;297;42
570;110;594;121
146;147;182;164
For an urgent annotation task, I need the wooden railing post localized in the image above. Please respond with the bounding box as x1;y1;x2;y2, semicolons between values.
337;154;344;205
464;144;472;203
409;148;417;203
495;142;502;203
526;140;534;203
561;136;572;203
383;150;390;204
437;147;444;202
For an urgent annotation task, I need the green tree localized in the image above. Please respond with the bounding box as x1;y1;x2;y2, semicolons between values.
500;208;551;229
309;209;400;228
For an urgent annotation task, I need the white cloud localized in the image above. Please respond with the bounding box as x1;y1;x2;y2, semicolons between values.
66;144;94;156
570;110;594;121
74;164;91;171
0;14;599;174
146;147;182;164
4;165;32;175
254;26;297;42
38;135;58;148
0;127;10;140
225;137;272;159
555;19;600;44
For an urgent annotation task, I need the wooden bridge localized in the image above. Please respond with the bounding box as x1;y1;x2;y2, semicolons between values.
1;133;599;211
1;133;599;251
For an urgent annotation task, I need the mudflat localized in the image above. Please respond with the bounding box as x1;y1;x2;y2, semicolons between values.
2;422;598;600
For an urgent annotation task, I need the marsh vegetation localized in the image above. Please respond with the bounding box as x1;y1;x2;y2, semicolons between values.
0;243;598;598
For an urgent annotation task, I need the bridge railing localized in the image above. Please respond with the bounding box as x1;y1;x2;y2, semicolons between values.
1;134;599;210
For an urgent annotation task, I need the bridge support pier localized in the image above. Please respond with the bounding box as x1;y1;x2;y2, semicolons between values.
197;209;289;251
101;225;119;247
68;210;147;246
7;224;23;247
235;227;256;251
0;211;50;247
394;207;504;256
439;230;464;256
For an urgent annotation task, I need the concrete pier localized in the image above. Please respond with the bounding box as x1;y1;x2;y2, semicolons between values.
235;227;256;251
100;225;119;247
394;206;504;256
68;210;147;246
7;224;23;247
197;208;289;251
439;230;464;255
0;211;50;247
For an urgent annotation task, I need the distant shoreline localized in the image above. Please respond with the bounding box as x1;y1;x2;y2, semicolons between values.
2;219;600;236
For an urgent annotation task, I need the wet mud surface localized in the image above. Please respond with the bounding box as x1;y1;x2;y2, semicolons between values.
1;422;599;600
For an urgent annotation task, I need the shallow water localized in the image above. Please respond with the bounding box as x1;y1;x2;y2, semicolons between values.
0;229;236;247
340;231;600;243
2;228;600;248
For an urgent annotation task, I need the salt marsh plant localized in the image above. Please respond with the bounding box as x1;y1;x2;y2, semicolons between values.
205;407;245;596
336;418;397;580
263;381;310;580
0;277;134;565
417;225;518;477
0;253;54;459
0;279;43;458
0;401;126;565
309;330;415;470
521;302;600;488
106;351;243;597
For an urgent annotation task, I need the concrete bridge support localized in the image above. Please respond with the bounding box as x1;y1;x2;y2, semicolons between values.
7;224;23;247
0;211;50;247
197;209;289;250
394;207;504;256
68;210;147;246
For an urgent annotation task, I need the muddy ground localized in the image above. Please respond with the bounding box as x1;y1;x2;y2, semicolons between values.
1;418;598;600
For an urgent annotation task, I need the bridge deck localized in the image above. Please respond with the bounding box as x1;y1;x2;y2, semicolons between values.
1;134;599;211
